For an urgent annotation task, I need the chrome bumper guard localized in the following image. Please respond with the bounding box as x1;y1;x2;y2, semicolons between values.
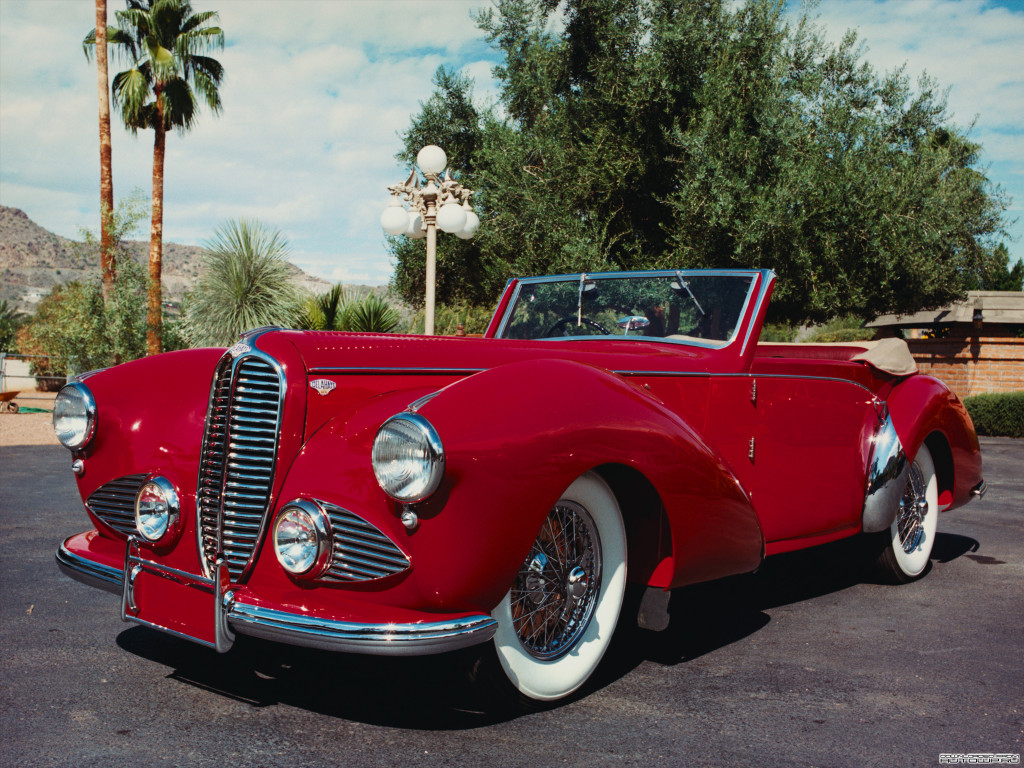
972;479;987;498
55;539;497;656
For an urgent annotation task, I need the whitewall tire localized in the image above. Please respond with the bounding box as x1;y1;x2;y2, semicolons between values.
490;471;627;702
877;443;939;583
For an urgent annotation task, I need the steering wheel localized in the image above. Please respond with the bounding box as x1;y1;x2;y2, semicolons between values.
544;316;613;337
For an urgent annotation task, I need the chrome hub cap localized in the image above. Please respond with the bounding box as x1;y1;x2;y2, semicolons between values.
511;501;602;661
897;462;928;554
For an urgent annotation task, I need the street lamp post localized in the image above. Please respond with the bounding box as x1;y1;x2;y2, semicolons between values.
381;145;479;335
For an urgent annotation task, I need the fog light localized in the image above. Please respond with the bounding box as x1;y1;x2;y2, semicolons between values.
274;500;332;577
135;476;180;542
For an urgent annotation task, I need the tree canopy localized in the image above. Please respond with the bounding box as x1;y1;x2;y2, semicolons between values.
389;0;1011;324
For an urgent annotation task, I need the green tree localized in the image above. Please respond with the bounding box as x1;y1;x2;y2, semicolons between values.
17;258;150;377
183;219;304;347
389;0;1010;324
968;244;1024;291
0;300;23;352
87;0;224;355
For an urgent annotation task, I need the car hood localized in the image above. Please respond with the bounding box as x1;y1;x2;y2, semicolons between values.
264;329;722;376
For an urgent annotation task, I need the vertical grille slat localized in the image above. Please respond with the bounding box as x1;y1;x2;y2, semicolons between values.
196;353;283;581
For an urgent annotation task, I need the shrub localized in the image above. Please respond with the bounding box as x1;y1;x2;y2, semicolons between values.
801;315;875;343
298;284;401;334
16;258;149;377
404;303;494;335
964;391;1024;438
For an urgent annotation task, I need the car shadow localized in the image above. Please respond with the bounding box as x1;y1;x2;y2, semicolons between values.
114;531;980;728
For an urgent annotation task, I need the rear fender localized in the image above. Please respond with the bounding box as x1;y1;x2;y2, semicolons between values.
886;374;982;511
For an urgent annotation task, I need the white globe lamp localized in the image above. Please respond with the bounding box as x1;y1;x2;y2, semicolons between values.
436;201;468;233
416;145;447;176
406;209;426;239
380;197;409;236
455;206;480;240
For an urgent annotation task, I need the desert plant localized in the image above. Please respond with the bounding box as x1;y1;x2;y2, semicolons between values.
298;285;401;334
183;219;303;347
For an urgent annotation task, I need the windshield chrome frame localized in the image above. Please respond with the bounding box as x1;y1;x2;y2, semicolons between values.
494;269;771;350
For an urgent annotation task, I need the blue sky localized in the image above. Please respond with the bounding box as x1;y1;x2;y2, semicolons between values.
1;0;1021;288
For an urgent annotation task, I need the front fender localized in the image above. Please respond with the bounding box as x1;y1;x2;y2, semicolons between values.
265;359;762;614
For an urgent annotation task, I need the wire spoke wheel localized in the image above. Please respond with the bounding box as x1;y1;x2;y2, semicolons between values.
510;501;602;661
874;443;939;583
485;472;627;704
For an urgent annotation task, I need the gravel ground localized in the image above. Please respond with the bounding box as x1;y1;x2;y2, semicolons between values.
0;391;58;446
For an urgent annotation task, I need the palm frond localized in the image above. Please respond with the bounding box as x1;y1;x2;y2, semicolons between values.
112;68;153;131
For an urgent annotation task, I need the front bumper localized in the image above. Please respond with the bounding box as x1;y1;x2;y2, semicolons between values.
56;538;497;657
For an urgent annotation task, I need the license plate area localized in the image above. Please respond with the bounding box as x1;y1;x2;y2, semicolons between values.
121;537;235;653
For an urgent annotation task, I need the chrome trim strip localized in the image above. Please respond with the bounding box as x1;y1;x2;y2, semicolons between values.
972;479;987;498
308;367;486;376
227;602;498;656
861;412;911;533
739;270;777;357
55;540;122;595
306;368;878;397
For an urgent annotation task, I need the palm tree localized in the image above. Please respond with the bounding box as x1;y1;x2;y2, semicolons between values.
183;219;304;348
83;0;116;305
101;0;224;355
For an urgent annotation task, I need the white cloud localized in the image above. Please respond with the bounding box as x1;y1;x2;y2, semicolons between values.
1;0;1021;289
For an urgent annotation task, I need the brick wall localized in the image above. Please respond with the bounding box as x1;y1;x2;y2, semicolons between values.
907;336;1024;398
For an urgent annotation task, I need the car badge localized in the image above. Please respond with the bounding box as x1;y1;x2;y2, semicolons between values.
227;342;251;358
310;379;336;397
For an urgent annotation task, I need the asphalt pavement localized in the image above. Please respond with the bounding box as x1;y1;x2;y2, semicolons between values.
1;437;1021;768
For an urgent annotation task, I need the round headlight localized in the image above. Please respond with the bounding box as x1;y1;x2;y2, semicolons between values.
371;413;445;503
52;382;97;451
273;500;332;576
134;476;180;542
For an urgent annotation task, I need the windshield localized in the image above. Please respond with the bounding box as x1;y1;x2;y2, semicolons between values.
497;271;757;346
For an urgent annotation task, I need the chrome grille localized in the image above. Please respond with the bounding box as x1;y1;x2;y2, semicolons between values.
197;352;283;580
321;501;410;582
87;474;147;536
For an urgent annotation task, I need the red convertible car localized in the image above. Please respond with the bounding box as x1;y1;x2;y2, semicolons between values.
54;269;984;704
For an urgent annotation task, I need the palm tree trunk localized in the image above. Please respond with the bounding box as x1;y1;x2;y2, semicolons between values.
147;104;166;356
96;0;114;304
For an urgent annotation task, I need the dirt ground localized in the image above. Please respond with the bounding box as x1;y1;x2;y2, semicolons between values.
0;390;58;446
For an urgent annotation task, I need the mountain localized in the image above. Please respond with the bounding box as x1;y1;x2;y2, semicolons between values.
0;206;330;313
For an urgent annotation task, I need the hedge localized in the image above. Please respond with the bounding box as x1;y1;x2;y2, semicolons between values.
963;391;1024;438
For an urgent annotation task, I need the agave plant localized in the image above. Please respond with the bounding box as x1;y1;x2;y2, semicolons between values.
299;285;400;334
184;219;303;347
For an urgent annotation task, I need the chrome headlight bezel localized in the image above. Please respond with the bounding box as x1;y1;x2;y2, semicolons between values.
52;382;97;451
273;500;333;577
371;413;445;503
134;476;181;543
